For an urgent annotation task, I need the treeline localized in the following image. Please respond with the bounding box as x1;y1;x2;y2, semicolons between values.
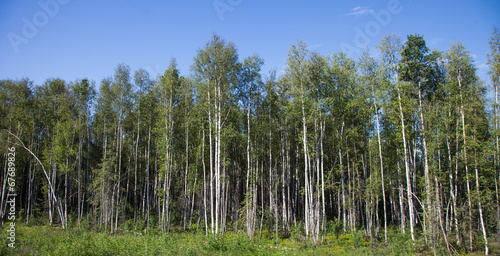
1;29;500;254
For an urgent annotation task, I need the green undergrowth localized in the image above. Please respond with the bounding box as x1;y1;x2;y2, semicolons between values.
1;223;496;255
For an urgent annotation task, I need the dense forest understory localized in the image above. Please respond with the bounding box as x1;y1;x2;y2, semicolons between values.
2;29;500;255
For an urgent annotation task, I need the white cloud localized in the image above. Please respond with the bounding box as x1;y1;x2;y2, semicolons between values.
429;38;443;45
311;44;322;50
348;6;374;16
477;62;488;70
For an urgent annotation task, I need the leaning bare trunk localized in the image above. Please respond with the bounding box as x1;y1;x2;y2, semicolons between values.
474;150;489;255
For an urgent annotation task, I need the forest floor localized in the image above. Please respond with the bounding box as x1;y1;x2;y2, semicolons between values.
1;223;497;255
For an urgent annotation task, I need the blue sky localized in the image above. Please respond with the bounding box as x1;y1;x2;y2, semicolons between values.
1;0;499;93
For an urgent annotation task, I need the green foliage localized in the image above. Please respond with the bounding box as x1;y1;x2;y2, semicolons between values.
6;224;500;255
387;229;415;255
2;31;500;255
328;218;342;238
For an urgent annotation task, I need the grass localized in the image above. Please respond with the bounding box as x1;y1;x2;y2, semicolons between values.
1;223;497;255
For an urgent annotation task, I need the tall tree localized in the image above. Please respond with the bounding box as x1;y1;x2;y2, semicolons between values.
378;34;415;241
132;68;152;225
286;40;315;240
359;52;388;242
192;34;240;234
447;41;489;255
400;35;433;243
156;59;181;232
72;78;96;225
240;53;264;238
111;64;133;231
92;77;116;231
488;26;500;236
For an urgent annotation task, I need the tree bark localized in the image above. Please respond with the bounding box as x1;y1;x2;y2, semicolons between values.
396;73;414;241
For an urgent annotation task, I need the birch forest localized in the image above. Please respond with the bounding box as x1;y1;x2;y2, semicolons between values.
2;29;500;254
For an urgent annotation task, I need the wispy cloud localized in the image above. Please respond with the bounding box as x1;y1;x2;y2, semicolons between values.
311;44;322;50
477;62;488;70
348;6;374;16
429;38;443;45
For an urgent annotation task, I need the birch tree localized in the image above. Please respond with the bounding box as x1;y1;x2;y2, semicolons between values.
488;27;500;236
447;41;489;255
378;35;415;241
192;34;239;234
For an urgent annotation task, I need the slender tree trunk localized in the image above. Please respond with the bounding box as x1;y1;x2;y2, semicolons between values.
454;118;461;245
215;84;221;235
338;125;347;232
103;120;108;230
208;89;214;234
496;176;500;238
48;142;53;226
281;126;288;237
396;74;414;241
302;89;310;239
145;125;151;230
77;121;82;225
495;81;500;237
371;81;387;242
275;160;279;245
246;89;254;237
202;128;208;235
446;135;460;244
313;118;320;243
86;111;91;222
418;81;433;244
26;159;32;224
367;150;373;236
320;120;326;243
134;107;140;225
346;138;353;231
253;154;258;238
183;112;189;231
269;110;274;241
474;148;489;255
259;159;264;238
436;177;452;255
458;75;473;251
64;155;68;229
472;92;489;254
397;148;405;234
